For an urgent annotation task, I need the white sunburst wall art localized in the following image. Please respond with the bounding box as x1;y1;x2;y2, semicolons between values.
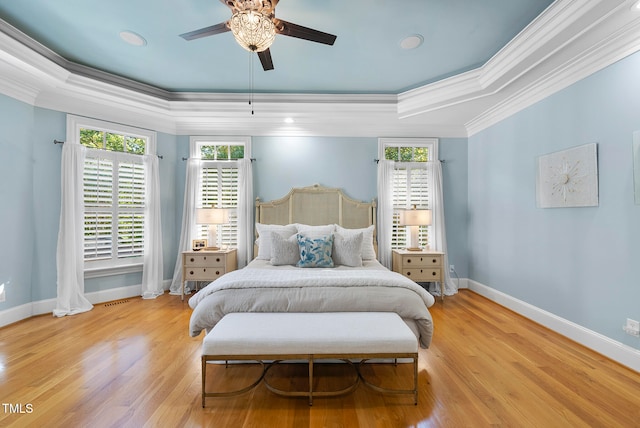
536;143;599;208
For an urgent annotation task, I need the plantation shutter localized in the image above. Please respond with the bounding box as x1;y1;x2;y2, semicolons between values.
83;156;114;260
199;162;239;248
391;164;430;249
117;160;145;258
83;152;145;261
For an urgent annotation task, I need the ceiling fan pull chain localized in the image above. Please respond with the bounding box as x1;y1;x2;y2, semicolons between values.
249;52;254;115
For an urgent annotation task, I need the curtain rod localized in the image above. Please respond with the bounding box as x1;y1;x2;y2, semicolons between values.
181;157;256;161
373;158;446;163
53;140;163;159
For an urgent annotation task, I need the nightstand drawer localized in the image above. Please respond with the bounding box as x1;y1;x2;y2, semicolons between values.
403;255;442;267
184;254;226;267
181;249;237;300
403;268;441;282
184;267;226;281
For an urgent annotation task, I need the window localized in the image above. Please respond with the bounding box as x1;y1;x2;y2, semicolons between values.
380;138;438;249
191;137;250;248
68;116;156;276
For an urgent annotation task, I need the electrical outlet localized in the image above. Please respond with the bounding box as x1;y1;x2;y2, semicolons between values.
0;283;5;302
449;265;455;273
623;318;640;337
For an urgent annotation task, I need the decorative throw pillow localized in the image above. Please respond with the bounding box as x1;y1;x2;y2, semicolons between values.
332;231;364;267
270;232;300;266
297;234;334;268
255;223;297;260
335;224;376;260
295;223;336;238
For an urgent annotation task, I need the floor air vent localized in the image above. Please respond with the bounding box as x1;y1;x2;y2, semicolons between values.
104;299;130;307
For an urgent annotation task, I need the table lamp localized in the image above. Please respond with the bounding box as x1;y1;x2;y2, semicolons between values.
196;208;229;250
398;206;432;251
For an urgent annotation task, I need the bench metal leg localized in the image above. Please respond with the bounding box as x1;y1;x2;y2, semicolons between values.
308;357;314;406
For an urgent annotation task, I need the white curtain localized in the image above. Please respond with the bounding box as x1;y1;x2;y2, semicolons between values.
376;160;394;269
54;143;93;317
170;159;200;295
237;158;253;268
141;154;164;299
428;161;457;296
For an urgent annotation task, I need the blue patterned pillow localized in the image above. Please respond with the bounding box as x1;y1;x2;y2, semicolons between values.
297;234;334;268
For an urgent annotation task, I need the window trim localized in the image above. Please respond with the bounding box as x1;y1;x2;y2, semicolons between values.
189;136;251;248
66;115;157;278
190;135;251;159
379;137;439;249
378;137;438;162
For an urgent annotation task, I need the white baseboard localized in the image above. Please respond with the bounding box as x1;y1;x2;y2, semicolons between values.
0;280;172;328
467;279;640;373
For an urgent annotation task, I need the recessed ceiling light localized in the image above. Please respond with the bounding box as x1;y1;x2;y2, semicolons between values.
119;31;147;46
284;117;294;124
400;34;424;50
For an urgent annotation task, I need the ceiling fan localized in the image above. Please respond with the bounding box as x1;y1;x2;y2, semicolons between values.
179;0;337;71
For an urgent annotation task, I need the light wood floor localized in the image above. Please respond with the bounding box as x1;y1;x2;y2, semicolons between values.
1;290;639;428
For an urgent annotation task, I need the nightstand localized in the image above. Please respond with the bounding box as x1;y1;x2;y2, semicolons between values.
181;248;237;300
392;249;445;300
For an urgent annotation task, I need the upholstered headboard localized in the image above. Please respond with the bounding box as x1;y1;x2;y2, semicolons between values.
255;184;377;252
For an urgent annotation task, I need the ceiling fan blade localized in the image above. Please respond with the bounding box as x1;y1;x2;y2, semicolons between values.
179;22;230;41
258;49;274;71
275;19;336;45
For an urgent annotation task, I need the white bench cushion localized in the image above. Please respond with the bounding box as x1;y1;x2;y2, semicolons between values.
202;312;418;356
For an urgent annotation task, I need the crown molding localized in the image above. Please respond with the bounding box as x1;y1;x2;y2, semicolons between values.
466;0;640;135
0;1;639;138
397;0;634;121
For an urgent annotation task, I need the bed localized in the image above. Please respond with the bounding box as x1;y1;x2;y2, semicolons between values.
188;184;435;348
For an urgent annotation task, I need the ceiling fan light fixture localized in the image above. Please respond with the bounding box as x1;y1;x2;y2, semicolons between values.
230;10;276;52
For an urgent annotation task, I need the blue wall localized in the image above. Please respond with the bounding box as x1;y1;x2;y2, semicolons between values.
0;102;182;308
0;122;469;312
252;137;378;202
440;138;469;279
468;50;640;349
0;95;36;308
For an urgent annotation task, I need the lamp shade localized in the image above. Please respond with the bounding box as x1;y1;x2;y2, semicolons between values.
398;208;432;226
196;208;229;225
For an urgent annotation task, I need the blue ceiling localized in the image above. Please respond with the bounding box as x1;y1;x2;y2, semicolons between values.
0;0;555;94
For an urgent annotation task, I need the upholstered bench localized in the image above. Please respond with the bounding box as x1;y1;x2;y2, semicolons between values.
201;312;419;406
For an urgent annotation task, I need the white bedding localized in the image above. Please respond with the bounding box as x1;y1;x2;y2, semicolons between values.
188;259;435;348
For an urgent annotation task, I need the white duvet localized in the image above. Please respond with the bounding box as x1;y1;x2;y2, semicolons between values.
188;260;435;348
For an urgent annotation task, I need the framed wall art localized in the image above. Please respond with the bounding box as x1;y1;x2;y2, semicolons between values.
536;143;599;208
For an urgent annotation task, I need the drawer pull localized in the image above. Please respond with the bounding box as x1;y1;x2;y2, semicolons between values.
420;257;424;262
432;271;436;276
407;259;411;264
432;259;437;263
190;258;195;262
216;258;221;262
189;271;194;275
406;271;411;276
216;271;220;275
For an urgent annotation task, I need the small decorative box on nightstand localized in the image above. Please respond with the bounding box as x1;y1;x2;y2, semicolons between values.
392;249;445;300
181;248;237;300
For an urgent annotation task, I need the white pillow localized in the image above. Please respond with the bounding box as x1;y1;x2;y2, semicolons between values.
255;223;297;260
270;232;300;266
335;224;376;260
332;232;364;267
295;223;336;238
